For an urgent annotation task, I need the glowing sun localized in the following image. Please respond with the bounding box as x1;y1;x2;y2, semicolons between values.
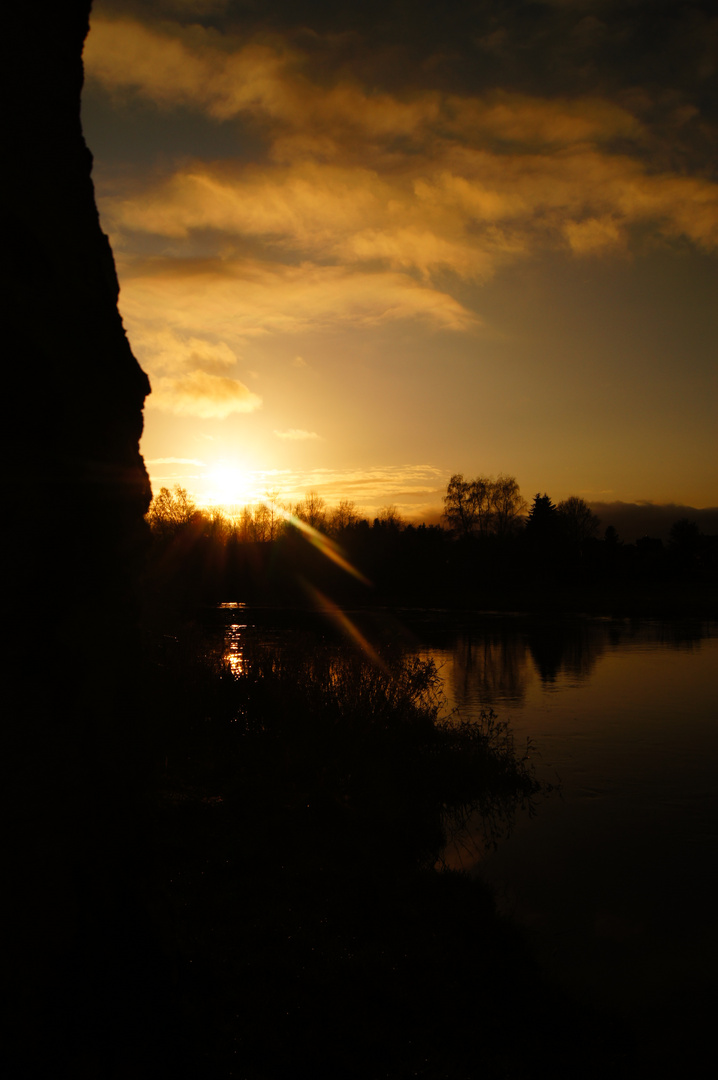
205;463;256;508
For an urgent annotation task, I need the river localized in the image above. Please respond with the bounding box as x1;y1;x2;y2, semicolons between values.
417;617;717;995
218;606;717;1063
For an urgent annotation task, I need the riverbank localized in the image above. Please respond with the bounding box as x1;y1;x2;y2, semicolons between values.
126;622;641;1078
439;579;718;619
148;791;632;1078
142;515;718;623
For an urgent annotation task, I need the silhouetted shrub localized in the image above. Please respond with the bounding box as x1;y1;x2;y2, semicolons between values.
152;630;543;873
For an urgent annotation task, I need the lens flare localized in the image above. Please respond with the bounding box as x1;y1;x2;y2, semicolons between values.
302;584;386;670
281;510;372;586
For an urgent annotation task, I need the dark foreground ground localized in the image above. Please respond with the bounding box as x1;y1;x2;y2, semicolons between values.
28;623;658;1079
12;610;710;1079
12;600;712;1080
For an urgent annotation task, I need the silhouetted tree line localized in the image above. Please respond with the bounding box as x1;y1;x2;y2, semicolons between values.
145;478;718;611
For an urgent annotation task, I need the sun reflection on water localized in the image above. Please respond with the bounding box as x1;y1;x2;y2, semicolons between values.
224;623;248;676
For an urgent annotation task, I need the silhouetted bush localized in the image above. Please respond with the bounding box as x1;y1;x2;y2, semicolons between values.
152;631;543;873
138;624;634;1079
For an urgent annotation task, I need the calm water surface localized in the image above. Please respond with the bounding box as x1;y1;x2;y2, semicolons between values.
416;618;718;1016
221;608;717;1042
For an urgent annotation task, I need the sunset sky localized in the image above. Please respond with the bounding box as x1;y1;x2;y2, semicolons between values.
81;0;717;521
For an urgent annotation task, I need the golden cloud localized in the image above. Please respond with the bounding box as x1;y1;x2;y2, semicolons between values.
564;216;625;256
148;370;262;419
105;145;718;294
108;161;384;244
123;327;259;418
84;16;441;135
449;93;644;149
86;13;718;341
85;18;640;155
140;330;239;375
274;429;321;440
84;17;281;118
115;255;477;342
238;463;448;516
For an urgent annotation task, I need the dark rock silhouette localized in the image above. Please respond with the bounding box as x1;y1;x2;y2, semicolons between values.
5;1;150;608
3;4;161;1072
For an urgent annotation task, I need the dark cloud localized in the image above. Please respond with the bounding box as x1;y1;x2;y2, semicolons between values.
99;1;716;90
98;0;717;173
